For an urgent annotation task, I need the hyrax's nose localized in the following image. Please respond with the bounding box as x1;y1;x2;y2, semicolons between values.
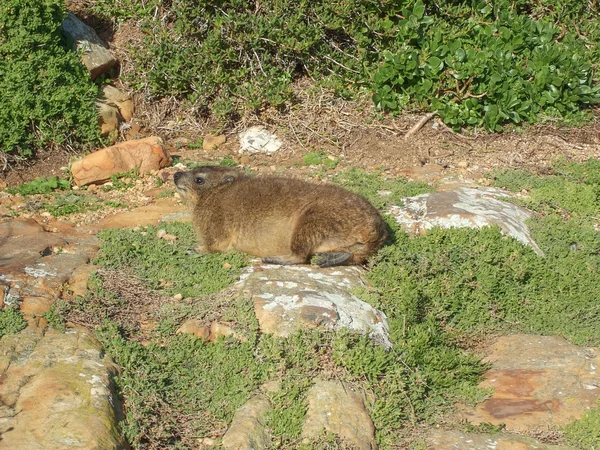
173;172;184;183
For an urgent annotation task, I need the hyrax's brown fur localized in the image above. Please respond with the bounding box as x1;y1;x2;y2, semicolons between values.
174;165;387;267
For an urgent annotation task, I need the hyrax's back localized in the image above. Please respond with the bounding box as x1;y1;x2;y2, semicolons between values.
194;174;388;267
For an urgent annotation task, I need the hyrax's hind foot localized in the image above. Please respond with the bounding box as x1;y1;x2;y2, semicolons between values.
261;254;307;266
311;252;352;268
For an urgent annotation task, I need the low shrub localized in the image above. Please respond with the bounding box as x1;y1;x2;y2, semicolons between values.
0;0;103;158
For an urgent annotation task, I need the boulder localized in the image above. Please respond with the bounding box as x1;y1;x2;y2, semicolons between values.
71;136;172;186
459;334;600;430
222;394;272;450
0;327;127;449
391;186;544;256
61;13;117;80
303;379;376;450
237;263;391;349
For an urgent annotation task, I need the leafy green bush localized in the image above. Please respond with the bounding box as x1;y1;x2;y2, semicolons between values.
92;0;599;128
0;0;103;157
372;1;600;130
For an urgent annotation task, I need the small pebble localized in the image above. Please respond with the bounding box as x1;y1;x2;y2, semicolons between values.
173;293;183;301
156;229;167;238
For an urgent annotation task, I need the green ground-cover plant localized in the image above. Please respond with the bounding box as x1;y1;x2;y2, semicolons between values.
52;165;600;448
0;306;27;338
95;222;248;297
91;0;599;128
303;150;339;169
0;0;103;158
42;193;126;217
5;176;71;195
564;400;600;449
331;168;432;209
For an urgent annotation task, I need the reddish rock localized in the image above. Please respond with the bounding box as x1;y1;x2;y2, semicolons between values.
71;136;172;186
66;264;99;299
0;218;98;309
427;429;576;450
20;296;53;317
459;335;600;430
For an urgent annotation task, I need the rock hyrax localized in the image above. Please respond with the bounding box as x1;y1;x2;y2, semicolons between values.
173;166;387;267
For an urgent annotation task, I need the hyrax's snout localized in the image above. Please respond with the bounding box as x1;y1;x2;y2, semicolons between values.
173;171;185;184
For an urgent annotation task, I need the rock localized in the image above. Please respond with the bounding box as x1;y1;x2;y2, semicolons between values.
427;429;576;450
0;327;127;449
203;134;227;150
98;198;189;229
303;379;375;450
457;160;469;168
238;264;391;349
240;155;251;165
176;319;247;343
176;319;210;340
209;321;248;343
97;101;120;139
102;85;134;122
61;13;117;80
19;296;53;318
391;186;544;256
0;219;98;306
66;264;99;299
459;334;600;430
239;126;282;154
222;394;271;450
71;136;172;186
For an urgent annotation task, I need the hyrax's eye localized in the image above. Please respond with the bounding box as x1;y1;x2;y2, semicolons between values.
195;177;205;184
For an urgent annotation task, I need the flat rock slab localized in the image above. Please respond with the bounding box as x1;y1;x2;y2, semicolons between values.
427;429;576;450
0;327;126;449
61;13;117;80
237;264;391;348
391;186;544;256
460;335;600;430
0;218;98;312
98;197;188;229
303;379;376;450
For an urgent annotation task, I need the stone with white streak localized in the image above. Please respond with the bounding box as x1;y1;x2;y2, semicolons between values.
236;263;391;349
391;186;544;256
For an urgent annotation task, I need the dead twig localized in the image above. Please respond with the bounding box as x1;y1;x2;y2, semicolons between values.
404;111;437;141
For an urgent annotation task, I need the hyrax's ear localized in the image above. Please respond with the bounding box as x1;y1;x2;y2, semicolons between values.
222;175;236;185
